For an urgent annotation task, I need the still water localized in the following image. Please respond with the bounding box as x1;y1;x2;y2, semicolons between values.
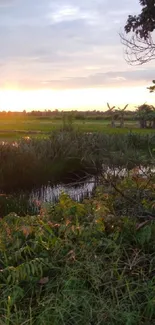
31;177;96;203
1;166;154;217
0;177;97;216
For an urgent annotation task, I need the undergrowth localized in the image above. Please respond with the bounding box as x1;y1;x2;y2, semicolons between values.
1;174;155;324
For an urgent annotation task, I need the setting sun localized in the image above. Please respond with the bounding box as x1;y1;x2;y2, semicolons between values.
1;1;155;321
0;86;153;111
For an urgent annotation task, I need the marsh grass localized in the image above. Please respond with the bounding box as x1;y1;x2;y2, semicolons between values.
0;194;38;217
0;130;154;190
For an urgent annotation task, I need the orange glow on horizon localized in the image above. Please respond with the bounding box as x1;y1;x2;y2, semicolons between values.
0;86;153;111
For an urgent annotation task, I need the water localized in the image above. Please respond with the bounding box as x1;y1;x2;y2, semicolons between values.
1;165;155;217
31;177;96;203
0;176;97;216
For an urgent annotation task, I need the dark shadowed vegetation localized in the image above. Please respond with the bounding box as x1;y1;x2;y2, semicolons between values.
0;130;155;191
1;172;155;324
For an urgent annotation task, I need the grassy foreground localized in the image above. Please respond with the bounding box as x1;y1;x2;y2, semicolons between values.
1;174;155;324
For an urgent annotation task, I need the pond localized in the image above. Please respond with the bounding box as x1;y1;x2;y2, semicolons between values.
0;176;98;217
0;165;154;217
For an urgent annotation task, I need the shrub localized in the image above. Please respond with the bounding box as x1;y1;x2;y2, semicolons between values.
0;184;155;324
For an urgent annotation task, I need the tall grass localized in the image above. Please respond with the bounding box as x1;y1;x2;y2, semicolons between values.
0;130;154;190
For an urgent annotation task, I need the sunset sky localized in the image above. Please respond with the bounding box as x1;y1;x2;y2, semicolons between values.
0;0;154;111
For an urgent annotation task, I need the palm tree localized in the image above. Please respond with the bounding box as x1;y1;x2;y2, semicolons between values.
118;104;129;128
107;103;116;127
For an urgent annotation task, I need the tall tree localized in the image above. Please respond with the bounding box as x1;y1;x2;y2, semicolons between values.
120;0;155;64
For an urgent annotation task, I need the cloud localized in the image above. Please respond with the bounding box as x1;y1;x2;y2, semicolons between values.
0;67;152;90
39;68;155;89
0;0;17;6
0;0;152;91
47;3;99;25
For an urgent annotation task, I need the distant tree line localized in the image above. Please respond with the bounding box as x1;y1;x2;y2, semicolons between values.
0;108;135;120
1;106;155;129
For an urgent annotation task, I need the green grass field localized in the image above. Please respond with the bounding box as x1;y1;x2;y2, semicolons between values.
0;117;155;141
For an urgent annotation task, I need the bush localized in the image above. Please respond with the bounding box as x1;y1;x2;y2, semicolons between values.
0;185;155;324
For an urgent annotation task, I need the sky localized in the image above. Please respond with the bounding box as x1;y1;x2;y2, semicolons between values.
0;0;154;111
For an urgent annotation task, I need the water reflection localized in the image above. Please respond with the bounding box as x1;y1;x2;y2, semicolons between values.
30;177;96;204
1;165;155;217
0;177;97;216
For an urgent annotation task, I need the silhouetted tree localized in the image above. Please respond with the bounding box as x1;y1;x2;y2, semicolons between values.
107;103;116;127
118;104;129;128
120;0;155;64
148;79;155;92
137;103;155;128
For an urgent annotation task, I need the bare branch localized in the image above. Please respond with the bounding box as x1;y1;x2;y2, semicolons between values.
120;31;155;65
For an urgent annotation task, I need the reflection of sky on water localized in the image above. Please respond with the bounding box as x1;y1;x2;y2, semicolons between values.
30;177;96;203
2;165;155;216
16;166;155;207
